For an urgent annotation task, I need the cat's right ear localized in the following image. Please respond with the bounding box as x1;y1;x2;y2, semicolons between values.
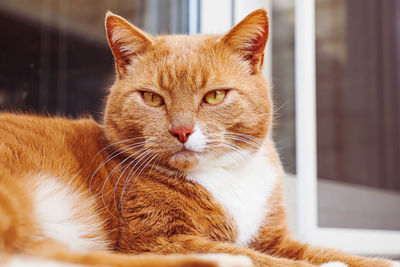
220;9;269;74
105;12;153;78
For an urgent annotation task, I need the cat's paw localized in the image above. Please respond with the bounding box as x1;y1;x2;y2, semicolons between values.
320;262;348;267
390;261;400;267
197;254;253;267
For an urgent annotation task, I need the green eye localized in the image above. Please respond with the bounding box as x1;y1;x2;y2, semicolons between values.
204;90;227;105
142;91;164;107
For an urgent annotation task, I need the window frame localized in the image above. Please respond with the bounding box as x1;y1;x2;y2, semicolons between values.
295;0;400;256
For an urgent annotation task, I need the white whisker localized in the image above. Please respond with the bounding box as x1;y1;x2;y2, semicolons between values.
125;153;158;197
220;143;250;159
89;142;146;192
88;137;145;171
223;132;268;154
120;152;158;221
111;150;151;214
113;148;154;218
224;136;267;155
100;147;147;218
224;132;264;145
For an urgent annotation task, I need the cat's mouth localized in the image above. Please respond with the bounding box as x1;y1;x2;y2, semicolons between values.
168;147;204;171
174;147;202;156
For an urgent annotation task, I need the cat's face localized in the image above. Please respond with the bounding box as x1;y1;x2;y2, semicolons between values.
104;10;272;172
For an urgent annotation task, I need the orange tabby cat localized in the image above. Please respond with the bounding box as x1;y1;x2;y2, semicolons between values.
0;9;398;267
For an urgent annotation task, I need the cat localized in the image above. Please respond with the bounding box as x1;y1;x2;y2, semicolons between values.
0;9;398;267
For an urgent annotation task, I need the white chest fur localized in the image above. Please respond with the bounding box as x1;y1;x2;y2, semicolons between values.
32;175;109;252
187;151;279;246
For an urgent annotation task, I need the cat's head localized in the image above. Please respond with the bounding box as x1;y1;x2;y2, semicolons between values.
103;9;272;172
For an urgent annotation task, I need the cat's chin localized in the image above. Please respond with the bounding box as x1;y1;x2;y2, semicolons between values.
168;149;201;171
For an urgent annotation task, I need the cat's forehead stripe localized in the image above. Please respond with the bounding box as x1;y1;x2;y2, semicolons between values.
155;50;211;92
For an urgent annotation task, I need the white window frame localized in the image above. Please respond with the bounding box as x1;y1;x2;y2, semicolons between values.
295;0;400;256
190;0;400;256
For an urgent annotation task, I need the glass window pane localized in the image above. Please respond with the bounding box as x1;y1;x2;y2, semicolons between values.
271;0;296;175
315;0;400;230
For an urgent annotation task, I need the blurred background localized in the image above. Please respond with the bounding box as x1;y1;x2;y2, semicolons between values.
0;0;399;257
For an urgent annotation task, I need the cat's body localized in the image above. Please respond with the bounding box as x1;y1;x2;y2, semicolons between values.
0;9;398;267
0;113;278;260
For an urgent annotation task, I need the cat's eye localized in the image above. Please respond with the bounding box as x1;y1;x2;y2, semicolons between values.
203;90;227;105
142;91;164;107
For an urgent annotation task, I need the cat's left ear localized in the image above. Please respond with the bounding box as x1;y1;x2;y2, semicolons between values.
220;9;269;74
105;12;153;78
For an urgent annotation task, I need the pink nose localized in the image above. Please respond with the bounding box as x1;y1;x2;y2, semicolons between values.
170;127;193;144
